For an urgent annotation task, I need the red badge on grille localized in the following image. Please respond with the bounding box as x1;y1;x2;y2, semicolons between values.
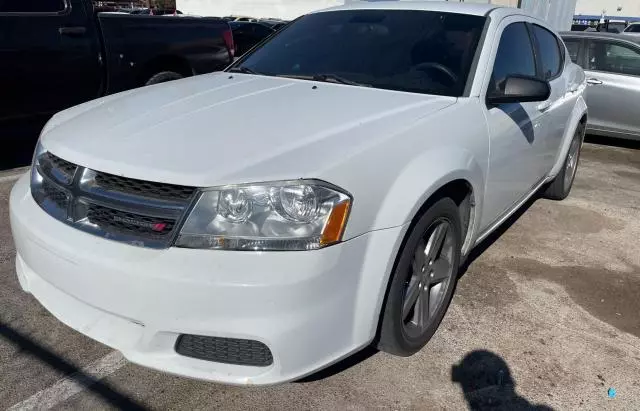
152;223;167;232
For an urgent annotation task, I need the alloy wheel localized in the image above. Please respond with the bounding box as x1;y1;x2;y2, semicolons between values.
402;219;456;338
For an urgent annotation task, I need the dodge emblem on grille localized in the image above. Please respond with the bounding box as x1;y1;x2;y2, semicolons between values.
112;215;166;232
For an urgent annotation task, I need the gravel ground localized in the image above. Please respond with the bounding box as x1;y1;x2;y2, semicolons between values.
0;140;638;410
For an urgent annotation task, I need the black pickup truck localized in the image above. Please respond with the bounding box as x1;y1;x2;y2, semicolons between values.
0;0;234;166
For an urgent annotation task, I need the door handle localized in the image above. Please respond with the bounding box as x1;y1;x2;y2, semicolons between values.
587;78;603;85
537;101;552;112
59;26;87;36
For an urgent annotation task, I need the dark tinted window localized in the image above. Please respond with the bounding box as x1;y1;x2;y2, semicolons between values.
491;23;536;92
0;0;65;13
564;39;580;63
532;25;562;79
588;41;640;76
235;10;487;97
625;24;640;33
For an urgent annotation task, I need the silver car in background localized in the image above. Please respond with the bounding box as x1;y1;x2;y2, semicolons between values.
561;32;640;141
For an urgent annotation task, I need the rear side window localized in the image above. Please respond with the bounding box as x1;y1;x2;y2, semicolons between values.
588;41;640;76
626;24;640;33
532;25;563;80
491;23;536;92
0;0;66;13
564;39;580;64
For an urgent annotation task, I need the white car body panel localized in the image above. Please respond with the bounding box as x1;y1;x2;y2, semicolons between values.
10;2;588;385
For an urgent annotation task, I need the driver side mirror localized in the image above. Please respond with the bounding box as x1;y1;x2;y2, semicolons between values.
487;76;551;105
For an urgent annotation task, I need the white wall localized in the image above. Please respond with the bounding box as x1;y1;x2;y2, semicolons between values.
575;0;640;17
178;0;343;19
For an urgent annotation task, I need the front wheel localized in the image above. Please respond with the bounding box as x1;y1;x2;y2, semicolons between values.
543;123;585;201
377;197;462;356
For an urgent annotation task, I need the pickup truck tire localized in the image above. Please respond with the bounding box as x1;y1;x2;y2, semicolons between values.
543;123;584;201
145;71;184;86
377;197;462;356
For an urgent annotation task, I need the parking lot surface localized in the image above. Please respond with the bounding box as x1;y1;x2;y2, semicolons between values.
1;141;639;410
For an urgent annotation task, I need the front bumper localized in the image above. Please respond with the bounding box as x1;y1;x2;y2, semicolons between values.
10;174;405;385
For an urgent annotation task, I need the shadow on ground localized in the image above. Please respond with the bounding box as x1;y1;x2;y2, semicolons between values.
0;321;147;410
585;135;640;151
452;350;554;410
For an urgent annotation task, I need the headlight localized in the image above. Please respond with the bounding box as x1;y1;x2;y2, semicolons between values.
175;180;351;251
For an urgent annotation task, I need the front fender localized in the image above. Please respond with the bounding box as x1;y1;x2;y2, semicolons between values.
374;147;485;242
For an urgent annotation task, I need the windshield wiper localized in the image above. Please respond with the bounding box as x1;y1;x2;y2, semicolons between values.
228;66;260;75
276;73;370;87
312;74;370;87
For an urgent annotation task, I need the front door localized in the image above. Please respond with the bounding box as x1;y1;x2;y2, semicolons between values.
481;20;549;230
583;39;640;139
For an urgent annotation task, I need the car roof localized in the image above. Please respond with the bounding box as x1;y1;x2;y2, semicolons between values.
312;1;502;17
560;31;640;46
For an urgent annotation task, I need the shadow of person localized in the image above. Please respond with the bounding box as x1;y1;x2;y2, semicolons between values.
451;350;554;411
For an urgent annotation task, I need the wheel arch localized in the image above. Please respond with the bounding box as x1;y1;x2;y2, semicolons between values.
370;177;476;347
138;55;195;86
549;96;588;178
369;147;485;254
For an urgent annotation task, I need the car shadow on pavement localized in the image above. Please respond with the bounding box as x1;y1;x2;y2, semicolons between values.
0;322;147;410
585;134;640;150
452;350;554;411
295;345;379;383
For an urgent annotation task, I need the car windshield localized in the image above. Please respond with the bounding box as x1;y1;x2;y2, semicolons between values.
232;10;486;97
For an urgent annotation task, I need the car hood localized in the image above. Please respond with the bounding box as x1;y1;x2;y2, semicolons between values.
43;73;456;187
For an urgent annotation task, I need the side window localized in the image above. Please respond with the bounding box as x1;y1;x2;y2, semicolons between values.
491;22;537;92
588;41;640;76
0;0;66;13
563;39;581;64
532;25;563;80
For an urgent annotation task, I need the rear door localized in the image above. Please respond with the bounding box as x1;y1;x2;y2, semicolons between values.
481;20;549;229
583;39;640;138
0;0;102;126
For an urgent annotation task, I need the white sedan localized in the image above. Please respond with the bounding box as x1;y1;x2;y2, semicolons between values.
10;1;587;385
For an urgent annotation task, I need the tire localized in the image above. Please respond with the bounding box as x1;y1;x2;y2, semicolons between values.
543;122;585;201
145;71;184;86
377;197;462;356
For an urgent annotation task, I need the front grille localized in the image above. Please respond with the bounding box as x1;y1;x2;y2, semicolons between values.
87;204;175;238
175;335;274;367
95;172;195;202
33;152;197;248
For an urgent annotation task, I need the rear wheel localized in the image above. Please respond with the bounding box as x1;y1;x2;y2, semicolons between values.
377;197;462;356
543;123;584;200
145;71;184;86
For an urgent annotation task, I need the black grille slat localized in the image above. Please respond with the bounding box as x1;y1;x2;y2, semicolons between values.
86;204;175;238
40;152;77;185
175;335;274;367
95;172;195;202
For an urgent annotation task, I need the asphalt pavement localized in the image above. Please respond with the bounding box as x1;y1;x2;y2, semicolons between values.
1;140;639;410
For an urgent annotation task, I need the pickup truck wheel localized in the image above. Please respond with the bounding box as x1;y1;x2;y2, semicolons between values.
377;197;462;356
145;71;184;86
543;123;585;201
